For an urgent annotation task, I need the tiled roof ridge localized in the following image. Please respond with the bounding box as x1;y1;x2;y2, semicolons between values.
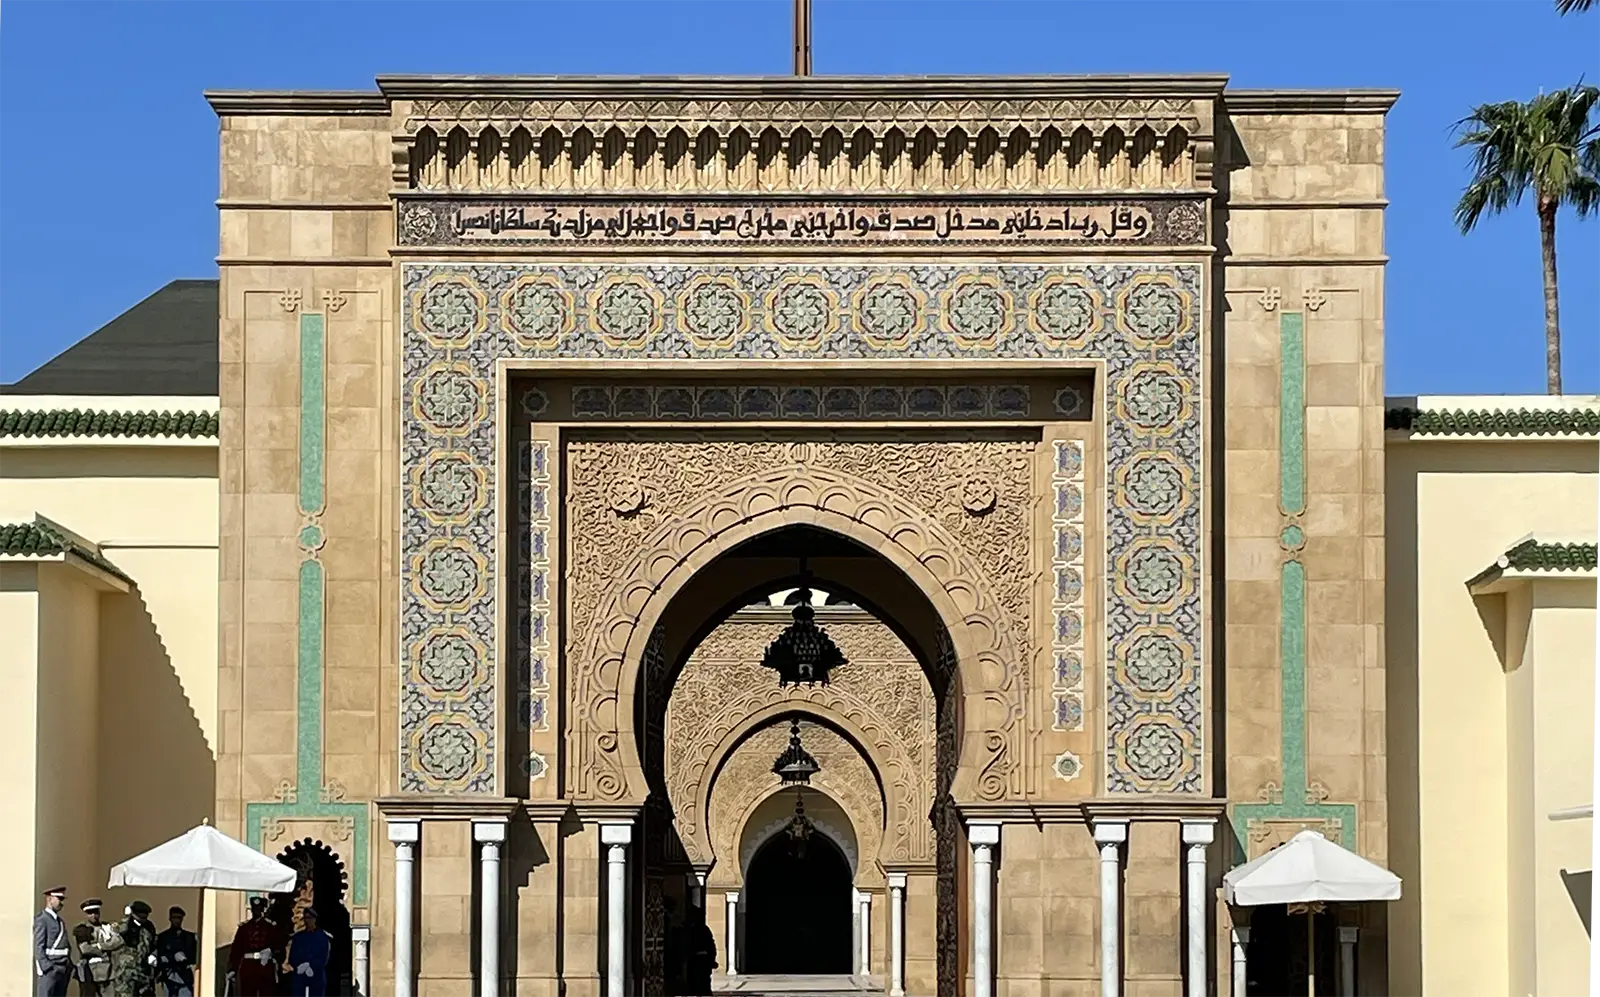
0;519;133;583
1502;538;1599;572
0;407;219;439
1385;404;1600;436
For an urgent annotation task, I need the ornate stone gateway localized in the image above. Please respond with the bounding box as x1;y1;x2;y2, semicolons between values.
213;74;1394;997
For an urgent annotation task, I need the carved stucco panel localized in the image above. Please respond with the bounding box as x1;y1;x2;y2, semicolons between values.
564;438;1031;804
667;614;935;865
706;720;885;885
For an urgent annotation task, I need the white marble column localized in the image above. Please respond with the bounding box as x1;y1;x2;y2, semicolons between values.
688;870;707;911
350;925;371;997
601;822;632;997
1338;926;1358;997
968;822;1000;997
386;819;420;997
887;873;907;997
1181;819;1215;997
474;819;508;997
725;891;740;976
857;889;872;976
1093;820;1127;997
1230;926;1249;997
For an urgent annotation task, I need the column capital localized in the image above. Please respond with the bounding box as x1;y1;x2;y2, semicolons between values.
1338;925;1359;944
725;890;740;904
1181;818;1216;846
473;817;509;843
600;821;633;846
386;818;420;845
967;821;1001;847
1092;819;1128;845
1232;926;1251;944
350;925;371;943
887;872;908;890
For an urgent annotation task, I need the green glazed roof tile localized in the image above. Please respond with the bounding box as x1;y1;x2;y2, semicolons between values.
1385;406;1600;436
0;408;219;439
1502;539;1599;573
0;520;133;583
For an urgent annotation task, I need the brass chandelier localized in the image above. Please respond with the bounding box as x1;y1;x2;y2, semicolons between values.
760;562;847;688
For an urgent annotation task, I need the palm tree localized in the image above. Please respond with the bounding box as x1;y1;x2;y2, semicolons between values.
1454;85;1600;393
1556;0;1593;13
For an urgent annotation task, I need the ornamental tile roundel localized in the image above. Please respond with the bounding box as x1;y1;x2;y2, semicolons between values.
591;278;662;349
1120;719;1187;784
412;364;487;437
766;276;836;350
1119;453;1188;523
502;276;573;350
1116;275;1192;349
679;276;749;350
1117;364;1189;435
1029;274;1102;347
414;277;487;349
941;276;1011;348
1118;541;1190;610
414;452;487;525
1119;630;1188;697
413;540;487;611
413;628;485;696
853;277;923;348
416;719;482;783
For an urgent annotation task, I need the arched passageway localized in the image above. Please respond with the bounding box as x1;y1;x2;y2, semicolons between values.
743;828;854;975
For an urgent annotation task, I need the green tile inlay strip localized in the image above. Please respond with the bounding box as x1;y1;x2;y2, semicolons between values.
296;559;324;790
1231;309;1357;856
244;309;369;906
298;313;326;515
1278;311;1305;516
1279;559;1308;794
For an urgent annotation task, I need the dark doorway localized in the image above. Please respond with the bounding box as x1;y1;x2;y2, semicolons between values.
743;831;853;974
1244;904;1338;997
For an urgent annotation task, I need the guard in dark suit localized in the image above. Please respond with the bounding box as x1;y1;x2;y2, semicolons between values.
154;907;197;997
34;886;74;997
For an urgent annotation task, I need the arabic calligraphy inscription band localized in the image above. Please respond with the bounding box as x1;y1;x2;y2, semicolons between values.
398;198;1209;248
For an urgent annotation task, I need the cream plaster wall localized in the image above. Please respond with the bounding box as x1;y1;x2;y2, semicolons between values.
0;436;220;993
1386;435;1598;997
0;565;41;996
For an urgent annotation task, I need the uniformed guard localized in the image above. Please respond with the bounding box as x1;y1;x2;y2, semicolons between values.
153;907;197;997
109;902;157;997
226;898;283;997
33;886;73;997
284;908;331;997
72;899;122;997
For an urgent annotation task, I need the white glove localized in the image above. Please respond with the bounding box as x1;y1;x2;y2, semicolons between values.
297;963;313;977
256;949;273;965
174;952;186;963
148;955;158;966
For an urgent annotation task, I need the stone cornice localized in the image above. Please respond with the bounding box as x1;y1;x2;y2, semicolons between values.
1223;89;1400;114
1080;797;1229;823
205;91;389;117
373;795;521;820
375;74;1232;103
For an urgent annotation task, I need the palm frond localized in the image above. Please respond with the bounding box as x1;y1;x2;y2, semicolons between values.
1556;0;1593;13
1454;83;1600;228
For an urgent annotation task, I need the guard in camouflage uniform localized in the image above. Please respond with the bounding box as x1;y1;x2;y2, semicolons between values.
110;902;157;997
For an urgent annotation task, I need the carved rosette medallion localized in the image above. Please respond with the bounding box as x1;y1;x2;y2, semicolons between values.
400;263;1204;795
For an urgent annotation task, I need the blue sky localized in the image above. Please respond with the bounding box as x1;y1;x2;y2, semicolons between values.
1;0;1596;393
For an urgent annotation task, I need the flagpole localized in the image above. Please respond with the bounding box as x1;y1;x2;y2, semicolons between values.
793;0;812;76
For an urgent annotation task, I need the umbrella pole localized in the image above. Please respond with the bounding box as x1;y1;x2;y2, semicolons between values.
1307;910;1315;997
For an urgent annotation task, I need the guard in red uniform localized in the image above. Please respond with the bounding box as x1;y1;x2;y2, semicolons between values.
226;899;283;997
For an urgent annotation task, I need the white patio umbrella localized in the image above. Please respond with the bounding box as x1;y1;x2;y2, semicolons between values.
1223;829;1401;906
108;822;297;892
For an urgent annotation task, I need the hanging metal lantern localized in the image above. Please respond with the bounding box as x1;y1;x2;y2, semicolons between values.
785;789;813;859
761;575;847;687
772;719;820;785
